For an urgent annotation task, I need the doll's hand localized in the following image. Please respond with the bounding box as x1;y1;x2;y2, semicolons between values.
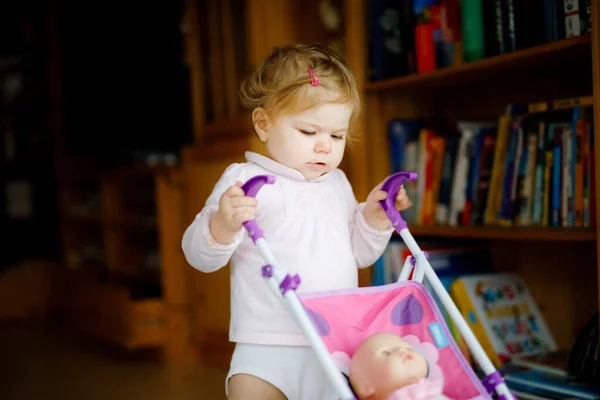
363;181;411;231
210;181;258;244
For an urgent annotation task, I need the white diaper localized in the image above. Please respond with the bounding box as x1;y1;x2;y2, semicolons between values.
225;342;342;400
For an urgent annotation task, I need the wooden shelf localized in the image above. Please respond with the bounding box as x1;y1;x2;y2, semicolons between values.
65;277;165;349
405;225;596;242
64;213;103;224
200;115;252;139
365;34;591;93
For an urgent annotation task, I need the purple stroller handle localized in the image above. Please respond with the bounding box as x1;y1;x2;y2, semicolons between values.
241;175;276;198
379;171;417;232
241;175;276;242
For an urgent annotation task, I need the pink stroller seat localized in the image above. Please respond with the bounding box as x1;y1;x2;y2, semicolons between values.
300;281;489;399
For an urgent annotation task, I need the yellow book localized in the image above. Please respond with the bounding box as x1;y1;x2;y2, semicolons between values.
451;273;557;369
429;136;446;224
484;115;511;225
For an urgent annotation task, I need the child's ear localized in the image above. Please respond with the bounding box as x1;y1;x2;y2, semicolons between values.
252;107;269;142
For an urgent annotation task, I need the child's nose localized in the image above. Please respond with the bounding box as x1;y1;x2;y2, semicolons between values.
314;138;331;153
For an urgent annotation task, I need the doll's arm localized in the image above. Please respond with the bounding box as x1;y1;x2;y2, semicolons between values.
181;163;247;272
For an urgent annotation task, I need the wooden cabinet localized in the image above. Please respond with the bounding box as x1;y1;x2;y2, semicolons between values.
59;163;191;363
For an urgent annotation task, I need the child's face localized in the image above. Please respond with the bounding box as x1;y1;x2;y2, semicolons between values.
350;333;429;399
263;99;352;180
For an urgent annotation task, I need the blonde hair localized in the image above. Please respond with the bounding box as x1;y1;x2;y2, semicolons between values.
239;43;361;141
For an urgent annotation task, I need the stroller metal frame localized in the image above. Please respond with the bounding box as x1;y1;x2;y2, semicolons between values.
240;172;514;400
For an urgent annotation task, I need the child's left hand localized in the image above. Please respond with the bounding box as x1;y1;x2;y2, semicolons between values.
362;181;412;231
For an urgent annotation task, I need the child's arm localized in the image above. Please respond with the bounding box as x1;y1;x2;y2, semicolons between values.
181;164;253;272
338;171;411;268
349;202;395;268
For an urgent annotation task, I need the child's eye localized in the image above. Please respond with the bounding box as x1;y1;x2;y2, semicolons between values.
300;129;316;135
331;134;344;140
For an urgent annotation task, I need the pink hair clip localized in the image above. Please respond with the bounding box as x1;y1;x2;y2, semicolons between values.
308;68;320;86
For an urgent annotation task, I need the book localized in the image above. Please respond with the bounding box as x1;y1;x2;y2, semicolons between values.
451;273;557;368
505;370;600;400
512;349;571;377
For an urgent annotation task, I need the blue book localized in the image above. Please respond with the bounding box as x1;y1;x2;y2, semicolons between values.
371;255;387;286
388;120;419;173
550;123;563;227
437;135;459;224
505;370;600;400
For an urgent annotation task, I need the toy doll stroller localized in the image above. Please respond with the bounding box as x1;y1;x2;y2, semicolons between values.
241;172;515;400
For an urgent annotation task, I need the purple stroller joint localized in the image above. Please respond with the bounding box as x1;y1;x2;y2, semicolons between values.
482;371;505;394
262;264;273;278
410;251;429;266
280;274;301;295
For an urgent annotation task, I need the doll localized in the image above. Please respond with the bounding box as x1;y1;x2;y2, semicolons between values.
333;333;446;400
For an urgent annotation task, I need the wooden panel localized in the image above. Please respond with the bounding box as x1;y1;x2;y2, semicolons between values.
127;300;166;349
101;178;121;274
246;0;295;66
198;116;253;141
344;0;371;288
207;0;225;121
291;0;344;51
65;276;165;349
220;0;240;118
156;167;196;364
188;135;254;162
182;0;205;140
185;0;249;135
246;0;267;67
0;259;59;319
440;74;592;123
197;329;236;370
344;0;368;202
181;145;246;363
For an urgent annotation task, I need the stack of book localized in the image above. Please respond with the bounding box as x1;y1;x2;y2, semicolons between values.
387;96;595;228
500;350;600;399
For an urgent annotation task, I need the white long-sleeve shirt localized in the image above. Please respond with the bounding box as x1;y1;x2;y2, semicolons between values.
182;151;393;345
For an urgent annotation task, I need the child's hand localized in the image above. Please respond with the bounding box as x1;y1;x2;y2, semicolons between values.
210;181;258;244
362;182;412;231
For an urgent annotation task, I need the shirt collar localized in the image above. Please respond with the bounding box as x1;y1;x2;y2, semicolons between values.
245;151;331;182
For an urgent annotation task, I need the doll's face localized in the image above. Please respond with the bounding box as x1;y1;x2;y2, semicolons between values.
350;333;429;400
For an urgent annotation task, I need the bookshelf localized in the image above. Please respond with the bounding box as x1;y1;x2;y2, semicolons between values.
343;0;599;354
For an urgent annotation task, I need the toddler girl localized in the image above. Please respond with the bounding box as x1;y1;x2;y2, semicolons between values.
182;43;411;400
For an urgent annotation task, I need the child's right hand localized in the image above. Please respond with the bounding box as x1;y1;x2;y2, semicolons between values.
210;181;258;245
